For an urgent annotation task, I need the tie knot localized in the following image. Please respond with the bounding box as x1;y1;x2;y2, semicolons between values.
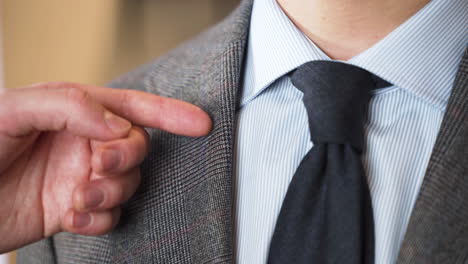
292;61;390;150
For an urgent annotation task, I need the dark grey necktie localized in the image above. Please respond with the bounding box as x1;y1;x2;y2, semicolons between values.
268;61;390;264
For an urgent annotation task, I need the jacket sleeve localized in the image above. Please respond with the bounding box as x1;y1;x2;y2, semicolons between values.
17;238;56;264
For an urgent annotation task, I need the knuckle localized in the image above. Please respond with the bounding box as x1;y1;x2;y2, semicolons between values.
62;87;93;131
66;87;91;108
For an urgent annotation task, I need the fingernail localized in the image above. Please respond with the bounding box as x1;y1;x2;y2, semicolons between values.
104;111;131;134
101;149;121;172
84;187;104;209
73;212;91;228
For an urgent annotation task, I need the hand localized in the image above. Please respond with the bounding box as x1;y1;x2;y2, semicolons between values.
0;82;212;253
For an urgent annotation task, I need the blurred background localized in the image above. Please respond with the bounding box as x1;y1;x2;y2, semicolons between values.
0;0;240;263
2;0;240;88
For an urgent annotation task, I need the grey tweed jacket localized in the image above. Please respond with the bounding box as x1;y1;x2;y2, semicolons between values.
17;0;468;263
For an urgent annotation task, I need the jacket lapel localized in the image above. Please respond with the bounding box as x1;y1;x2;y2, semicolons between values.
177;1;253;262
105;1;253;263
397;49;468;263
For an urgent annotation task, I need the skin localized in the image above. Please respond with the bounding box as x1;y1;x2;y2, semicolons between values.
277;0;430;60
1;0;432;254
0;82;212;253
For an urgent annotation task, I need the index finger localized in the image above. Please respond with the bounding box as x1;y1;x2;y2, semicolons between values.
31;82;213;137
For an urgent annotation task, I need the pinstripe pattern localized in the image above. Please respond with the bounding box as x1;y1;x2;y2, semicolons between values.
234;0;467;263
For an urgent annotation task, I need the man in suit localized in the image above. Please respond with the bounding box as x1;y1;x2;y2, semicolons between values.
1;0;466;263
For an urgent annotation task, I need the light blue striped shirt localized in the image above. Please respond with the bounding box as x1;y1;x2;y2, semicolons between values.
234;0;468;263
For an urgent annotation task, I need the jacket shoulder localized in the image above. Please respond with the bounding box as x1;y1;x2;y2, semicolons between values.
106;1;251;99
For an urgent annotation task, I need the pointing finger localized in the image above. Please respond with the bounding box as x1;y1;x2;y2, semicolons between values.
30;82;213;137
0;86;131;141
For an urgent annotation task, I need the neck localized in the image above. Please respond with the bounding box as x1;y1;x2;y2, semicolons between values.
277;0;429;60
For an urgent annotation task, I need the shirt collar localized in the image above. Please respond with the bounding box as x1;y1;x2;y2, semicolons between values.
241;0;328;106
242;0;468;110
